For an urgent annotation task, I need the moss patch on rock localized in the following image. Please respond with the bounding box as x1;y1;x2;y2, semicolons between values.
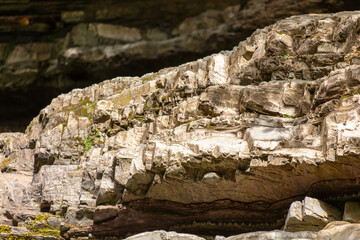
0;225;11;233
28;213;61;238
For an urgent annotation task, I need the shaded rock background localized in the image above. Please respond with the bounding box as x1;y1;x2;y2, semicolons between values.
1;0;360;132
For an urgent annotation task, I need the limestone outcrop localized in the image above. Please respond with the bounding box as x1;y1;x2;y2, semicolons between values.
1;0;360;132
2;9;360;240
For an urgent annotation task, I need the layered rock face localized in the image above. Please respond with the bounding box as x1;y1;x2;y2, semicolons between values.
2;9;360;240
1;0;360;132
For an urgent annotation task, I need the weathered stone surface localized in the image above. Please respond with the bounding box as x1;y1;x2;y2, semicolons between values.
1;0;359;132
39;165;83;208
224;230;316;240
315;221;360;240
2;9;360;240
343;201;360;223
22;10;360;237
284;197;342;232
124;230;205;240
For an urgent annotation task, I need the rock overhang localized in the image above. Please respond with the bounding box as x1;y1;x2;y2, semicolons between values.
2;10;360;239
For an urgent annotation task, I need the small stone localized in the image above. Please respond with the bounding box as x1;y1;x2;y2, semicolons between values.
202;172;221;184
47;216;62;228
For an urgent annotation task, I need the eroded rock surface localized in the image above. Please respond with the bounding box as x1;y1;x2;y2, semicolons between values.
2;9;360;240
1;0;360;132
284;197;342;232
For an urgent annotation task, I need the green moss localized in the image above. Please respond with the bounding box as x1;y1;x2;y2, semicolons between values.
309;33;325;39
31;213;49;224
281;51;290;57
0;158;12;170
135;117;145;122
340;90;360;99
309;93;314;100
28;213;60;238
185;119;198;133
143;100;148;111
72;100;95;118
186;123;191;133
4;235;35;240
206;125;215;130
275;30;292;36
141;73;156;84
83;138;93;152
0;225;11;233
59;97;95;120
281;114;295;118
30;228;60;238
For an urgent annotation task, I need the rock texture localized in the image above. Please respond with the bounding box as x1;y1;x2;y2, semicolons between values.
1;0;360;132
284;197;342;232
2;9;360;240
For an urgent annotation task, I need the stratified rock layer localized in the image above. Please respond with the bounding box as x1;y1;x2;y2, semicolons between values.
2;10;360;239
1;0;360;131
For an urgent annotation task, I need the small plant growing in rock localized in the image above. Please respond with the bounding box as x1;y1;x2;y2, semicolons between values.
83;137;93;152
82;128;102;152
281;51;290;57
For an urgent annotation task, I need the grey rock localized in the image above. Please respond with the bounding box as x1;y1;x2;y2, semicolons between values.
284;197;342;232
2;9;360;240
315;221;360;240
47;216;62;229
124;230;206;240
224;230;316;240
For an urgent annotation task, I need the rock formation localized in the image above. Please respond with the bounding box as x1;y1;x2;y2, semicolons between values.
1;9;360;240
1;0;360;132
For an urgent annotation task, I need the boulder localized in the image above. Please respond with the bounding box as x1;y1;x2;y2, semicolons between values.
284;197;342;232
